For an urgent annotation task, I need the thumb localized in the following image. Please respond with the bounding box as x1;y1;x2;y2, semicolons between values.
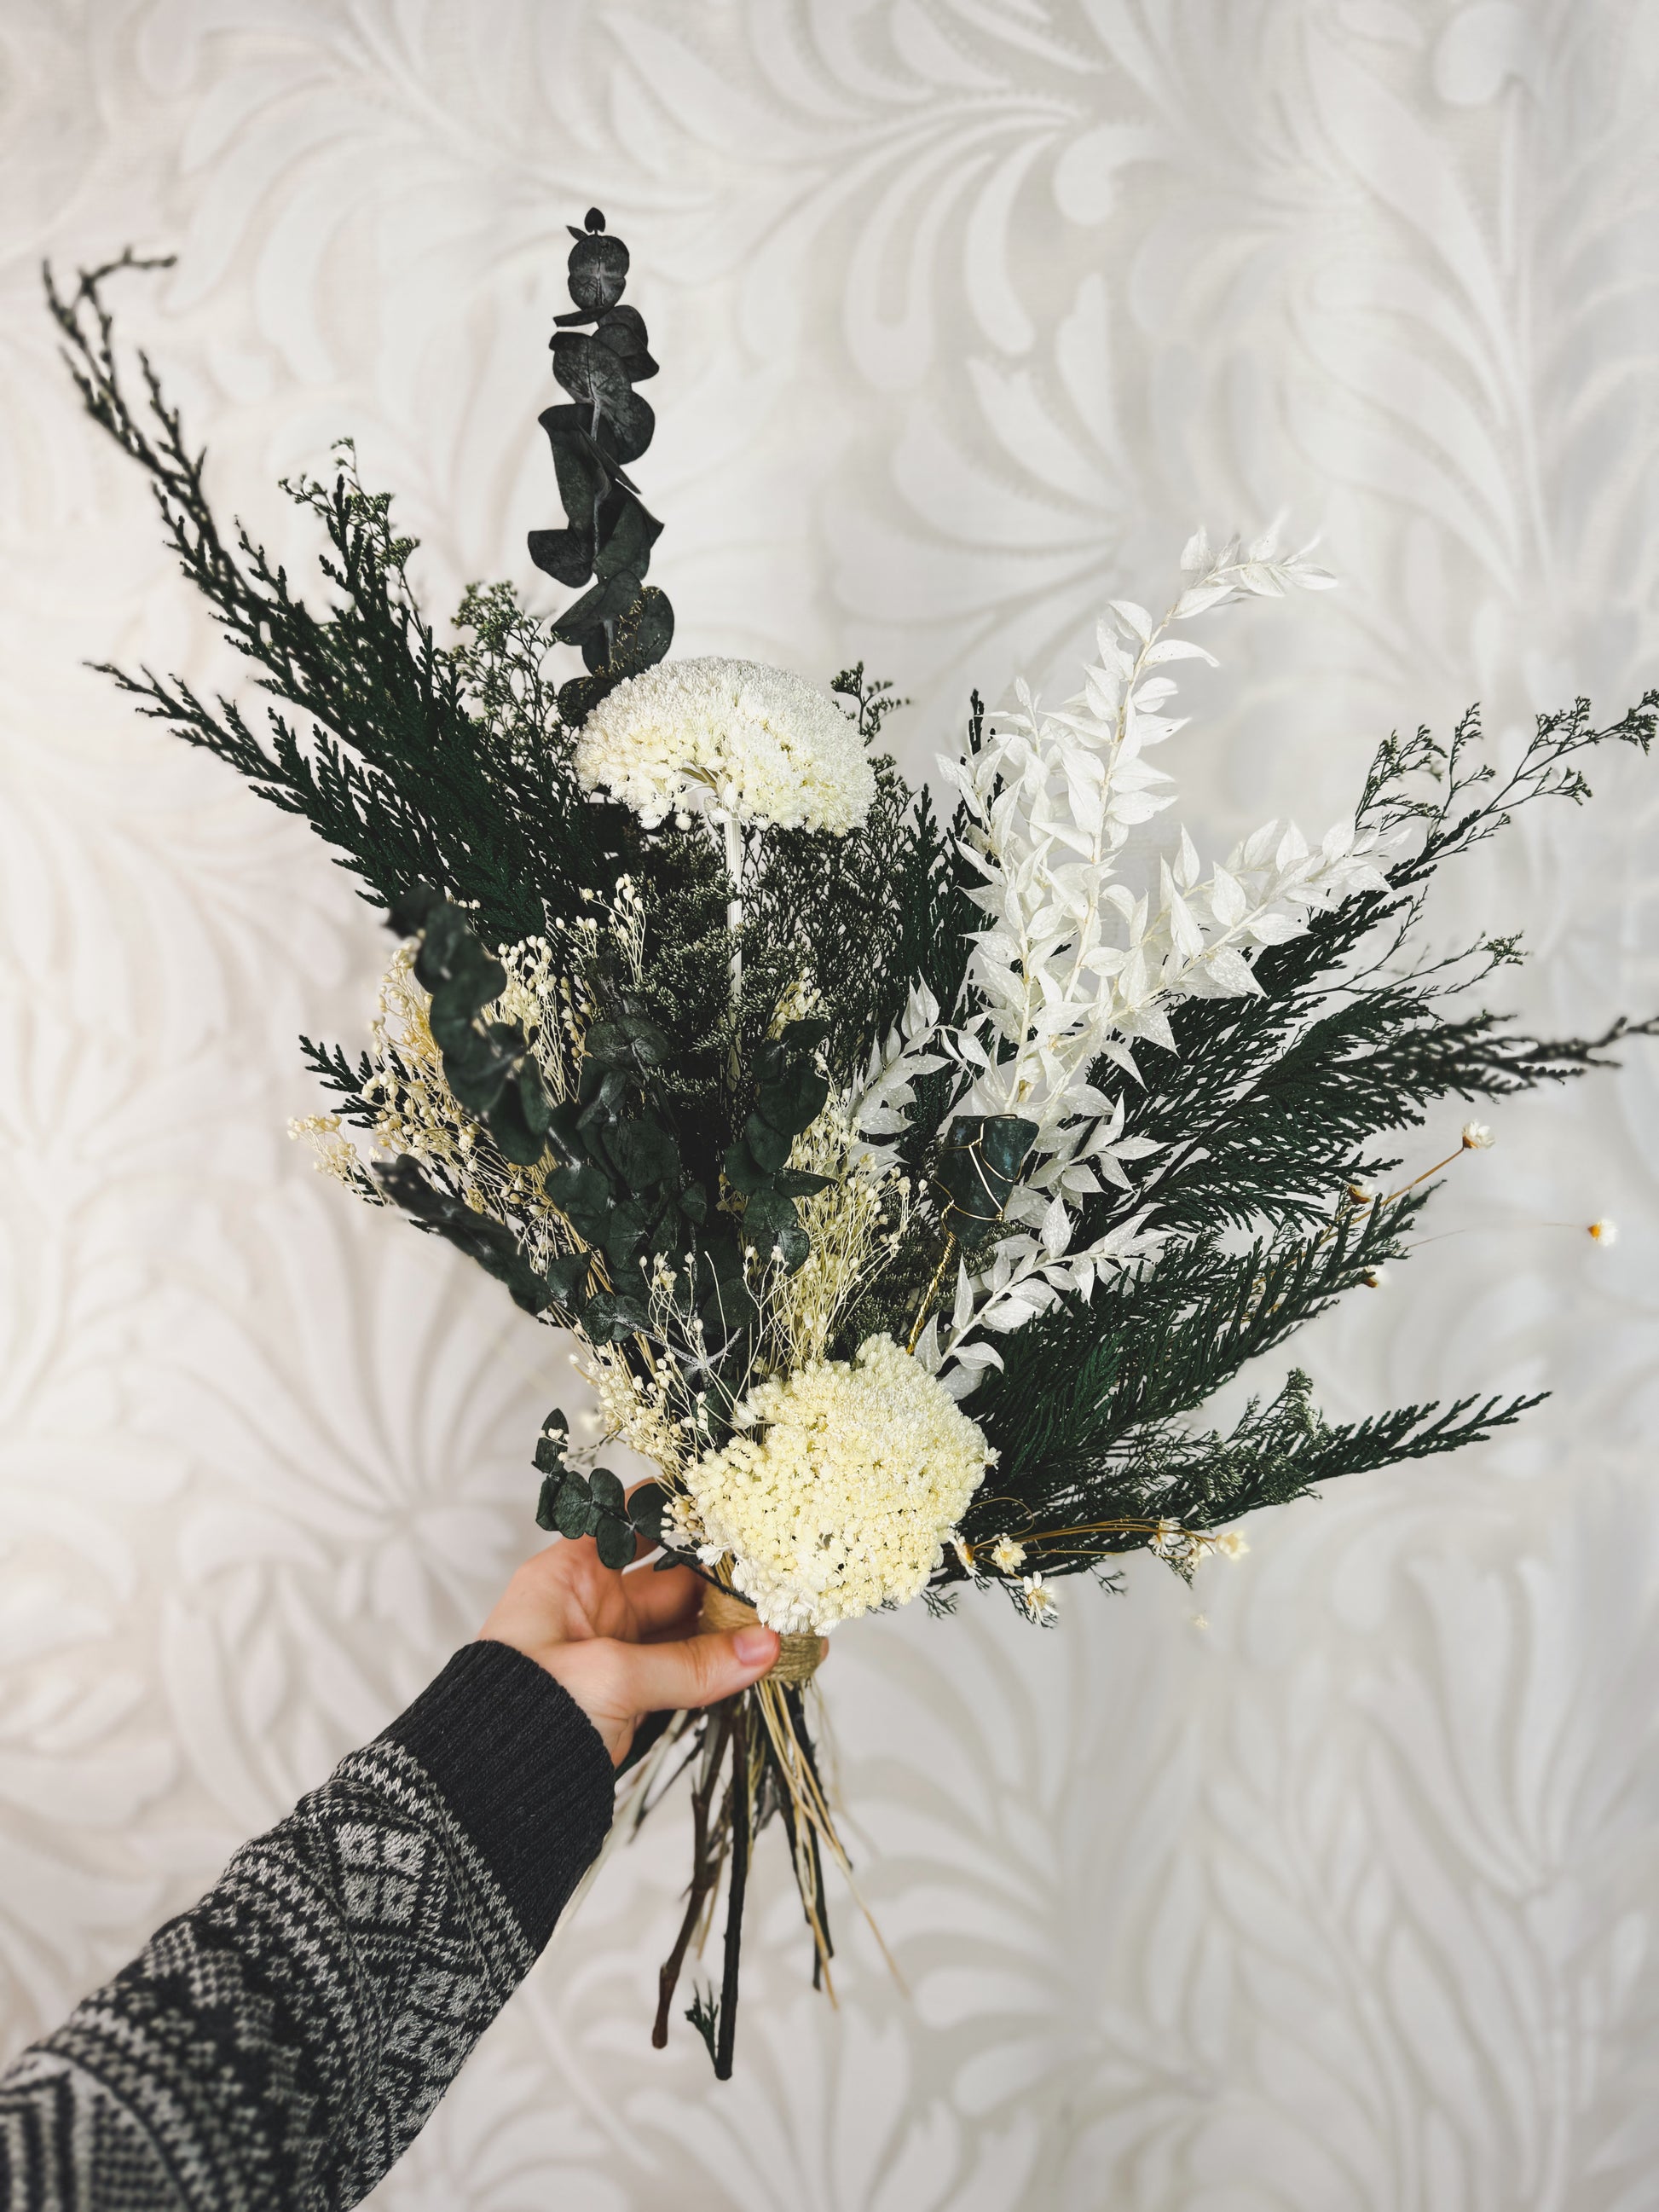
616;1624;779;1716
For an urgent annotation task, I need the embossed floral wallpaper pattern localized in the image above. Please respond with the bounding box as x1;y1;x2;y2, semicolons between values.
5;3;1659;2205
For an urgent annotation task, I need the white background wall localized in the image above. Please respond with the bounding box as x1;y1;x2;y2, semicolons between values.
5;5;1659;2206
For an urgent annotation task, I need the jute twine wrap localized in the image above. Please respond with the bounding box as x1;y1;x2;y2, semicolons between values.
700;1586;825;1688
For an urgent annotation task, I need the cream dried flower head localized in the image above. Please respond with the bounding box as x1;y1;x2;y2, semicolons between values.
684;1334;990;1633
573;656;876;834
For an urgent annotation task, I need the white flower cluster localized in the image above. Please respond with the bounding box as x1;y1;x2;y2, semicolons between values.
573;655;876;834
681;1334;991;1633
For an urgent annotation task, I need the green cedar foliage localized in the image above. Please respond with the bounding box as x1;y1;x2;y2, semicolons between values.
43;240;662;954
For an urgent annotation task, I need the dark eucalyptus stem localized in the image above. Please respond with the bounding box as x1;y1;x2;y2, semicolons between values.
783;1685;834;1992
714;1700;751;2081
529;207;673;727
651;1704;733;2048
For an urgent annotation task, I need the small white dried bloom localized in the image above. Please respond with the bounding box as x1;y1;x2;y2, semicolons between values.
1345;1180;1376;1204
682;1334;990;1633
990;1536;1026;1573
1588;1217;1619;1246
1362;1265;1389;1289
1020;1573;1060;1623
1150;1518;1198;1570
573;656;875;833
661;1492;703;1552
1217;1530;1250;1560
1461;1120;1494;1150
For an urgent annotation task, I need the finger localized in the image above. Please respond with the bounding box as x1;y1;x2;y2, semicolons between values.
610;1624;779;1715
618;1561;703;1636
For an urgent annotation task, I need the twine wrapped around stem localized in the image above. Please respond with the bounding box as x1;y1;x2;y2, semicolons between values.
699;1585;826;1688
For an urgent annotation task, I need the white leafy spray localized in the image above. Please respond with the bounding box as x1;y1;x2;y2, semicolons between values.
880;527;1390;1398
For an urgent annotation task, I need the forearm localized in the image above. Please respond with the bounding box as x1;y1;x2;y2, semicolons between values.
0;1642;613;2212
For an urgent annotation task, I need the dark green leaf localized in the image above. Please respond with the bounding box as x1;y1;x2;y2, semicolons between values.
593;492;662;583
518;1060;552;1138
721;1138;771;1195
699;1268;756;1333
610;1115;681;1203
760;1064;830;1136
587;1014;670;1068
595;306;657;380
773;1167;832;1198
594;1513;634;1570
743;1187;797;1237
533;1432;567;1477
545;1253;589;1305
772;1219;810;1272
486;1076;549;1166
627;1482;667;1541
551;570;641;649
935;1114;1039;1242
526;525;592;587
592;387;655;466
604;1198;655;1270
568;229;628;314
535;1474;560;1533
553;1474;592;1541
539;404;609;518
583;1287;652;1341
589;1468;626;1514
552;330;632;408
388;882;443;935
743;1113;792;1171
781;1016;832;1056
546;1161;612;1240
609;583;673;671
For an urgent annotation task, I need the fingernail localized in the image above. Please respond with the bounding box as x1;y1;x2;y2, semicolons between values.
734;1627;777;1667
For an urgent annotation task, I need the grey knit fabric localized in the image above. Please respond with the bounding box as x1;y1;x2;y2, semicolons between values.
0;1644;614;2212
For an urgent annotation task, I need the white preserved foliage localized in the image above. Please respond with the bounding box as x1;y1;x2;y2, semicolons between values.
847;982;947;1159
878;529;1389;1398
938;527;1387;1149
573;654;876;833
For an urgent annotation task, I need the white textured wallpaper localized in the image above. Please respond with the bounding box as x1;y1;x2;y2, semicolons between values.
5;4;1659;2206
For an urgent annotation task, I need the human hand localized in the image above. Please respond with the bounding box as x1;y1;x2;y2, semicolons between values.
479;1538;779;1765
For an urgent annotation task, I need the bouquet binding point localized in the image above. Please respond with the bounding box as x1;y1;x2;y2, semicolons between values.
47;212;1657;2077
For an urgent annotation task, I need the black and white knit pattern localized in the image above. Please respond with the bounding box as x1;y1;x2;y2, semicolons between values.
0;1643;614;2212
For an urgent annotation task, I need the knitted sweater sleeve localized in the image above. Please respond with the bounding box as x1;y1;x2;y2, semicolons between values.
0;1639;615;2212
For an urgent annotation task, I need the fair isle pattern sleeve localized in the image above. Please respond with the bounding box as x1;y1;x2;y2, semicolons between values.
0;1641;615;2212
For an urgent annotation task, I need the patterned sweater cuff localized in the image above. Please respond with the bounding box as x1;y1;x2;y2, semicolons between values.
381;1641;615;1953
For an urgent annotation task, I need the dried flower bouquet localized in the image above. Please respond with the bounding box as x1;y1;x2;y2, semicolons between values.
49;215;1655;2077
